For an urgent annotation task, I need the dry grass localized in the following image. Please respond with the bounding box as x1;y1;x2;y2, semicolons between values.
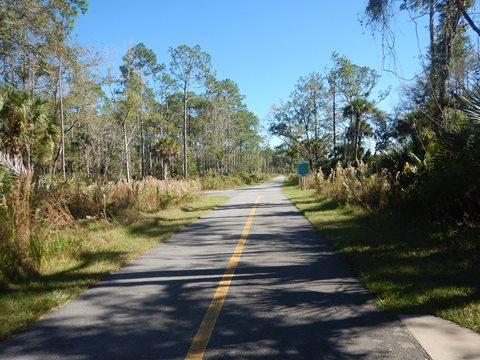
0;193;228;343
315;162;391;209
65;177;202;219
0;177;202;282
0;172;37;279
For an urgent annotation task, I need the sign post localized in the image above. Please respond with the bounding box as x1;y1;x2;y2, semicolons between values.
297;161;310;190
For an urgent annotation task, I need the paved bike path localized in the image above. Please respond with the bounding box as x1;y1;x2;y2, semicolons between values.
0;177;428;359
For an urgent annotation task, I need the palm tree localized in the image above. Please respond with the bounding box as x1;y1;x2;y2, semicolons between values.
152;137;180;179
0;89;57;170
343;97;381;162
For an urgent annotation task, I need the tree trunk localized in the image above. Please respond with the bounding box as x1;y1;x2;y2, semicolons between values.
183;87;188;179
140;73;145;178
355;117;361;164
435;1;461;124
429;0;435;60
313;85;318;141
59;57;66;181
123;122;131;182
354;117;360;163
138;113;144;178
85;149;90;179
332;82;336;152
162;159;169;180
149;147;153;176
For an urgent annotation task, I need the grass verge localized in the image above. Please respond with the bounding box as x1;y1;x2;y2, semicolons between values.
283;185;480;333
0;194;228;343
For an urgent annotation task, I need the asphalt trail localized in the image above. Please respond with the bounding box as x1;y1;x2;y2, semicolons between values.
0;176;429;359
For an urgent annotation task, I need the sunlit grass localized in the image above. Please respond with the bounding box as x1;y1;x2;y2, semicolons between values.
0;194;228;343
283;185;480;333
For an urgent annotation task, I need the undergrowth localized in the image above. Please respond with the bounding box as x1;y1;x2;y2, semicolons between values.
0;193;228;343
200;172;274;190
0;175;201;283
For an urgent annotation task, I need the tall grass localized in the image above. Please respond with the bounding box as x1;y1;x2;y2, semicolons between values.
0;176;201;283
0;194;228;342
0;172;36;281
313;162;391;210
61;177;201;220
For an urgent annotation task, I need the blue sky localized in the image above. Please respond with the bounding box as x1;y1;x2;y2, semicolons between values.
74;0;429;136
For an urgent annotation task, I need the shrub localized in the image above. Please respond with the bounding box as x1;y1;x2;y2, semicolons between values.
406;119;480;223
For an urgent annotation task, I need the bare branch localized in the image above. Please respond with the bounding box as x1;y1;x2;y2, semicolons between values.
460;6;480;37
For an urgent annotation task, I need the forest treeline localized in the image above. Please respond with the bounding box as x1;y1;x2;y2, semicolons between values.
0;0;273;280
2;0;480;281
270;0;480;225
0;0;271;183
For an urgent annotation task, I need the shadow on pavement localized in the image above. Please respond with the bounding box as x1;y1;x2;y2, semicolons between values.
0;183;425;360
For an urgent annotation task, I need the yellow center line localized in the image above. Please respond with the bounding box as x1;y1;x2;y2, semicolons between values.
185;195;261;360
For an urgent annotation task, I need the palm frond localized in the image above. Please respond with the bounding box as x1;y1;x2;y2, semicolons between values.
460;88;480;125
0;150;27;178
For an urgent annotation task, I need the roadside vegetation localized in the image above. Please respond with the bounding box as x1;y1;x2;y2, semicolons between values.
0;175;203;281
200;172;276;190
284;178;480;333
271;0;480;333
0;0;275;340
0;189;228;343
2;0;480;344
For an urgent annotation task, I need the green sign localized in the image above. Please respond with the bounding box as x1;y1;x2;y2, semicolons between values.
297;162;309;176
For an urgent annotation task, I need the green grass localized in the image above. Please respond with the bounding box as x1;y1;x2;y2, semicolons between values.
283;185;480;333
0;194;228;343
